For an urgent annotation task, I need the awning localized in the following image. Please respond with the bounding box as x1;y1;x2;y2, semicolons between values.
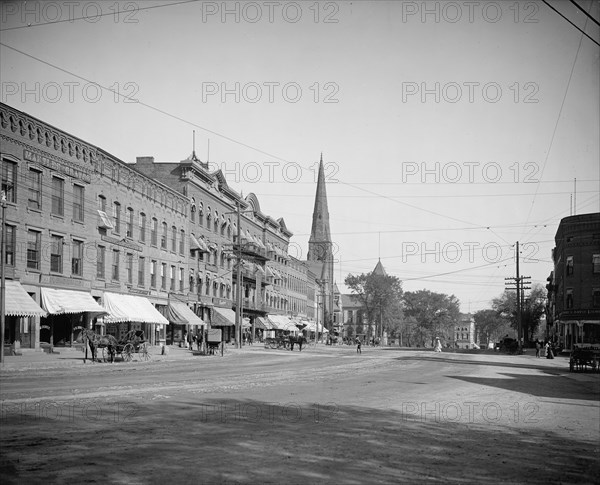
4;281;47;317
254;317;268;330
101;292;169;324
267;314;296;331
212;307;236;326
168;300;205;326
41;287;107;315
97;210;114;229
242;317;251;328
191;234;209;252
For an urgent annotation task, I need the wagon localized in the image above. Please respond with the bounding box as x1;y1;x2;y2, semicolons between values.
102;329;151;362
569;346;600;373
264;336;291;350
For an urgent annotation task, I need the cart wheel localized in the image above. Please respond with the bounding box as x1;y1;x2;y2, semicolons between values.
139;343;151;361
269;341;277;349
122;343;134;362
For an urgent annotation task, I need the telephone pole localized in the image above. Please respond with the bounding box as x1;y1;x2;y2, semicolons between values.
505;242;531;353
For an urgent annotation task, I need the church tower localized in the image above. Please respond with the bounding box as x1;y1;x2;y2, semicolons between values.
307;154;335;332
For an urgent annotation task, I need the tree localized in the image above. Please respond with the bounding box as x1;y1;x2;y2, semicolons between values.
402;290;461;347
344;272;403;340
491;283;547;344
473;309;511;346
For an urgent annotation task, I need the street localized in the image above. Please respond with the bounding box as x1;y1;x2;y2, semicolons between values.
1;346;599;484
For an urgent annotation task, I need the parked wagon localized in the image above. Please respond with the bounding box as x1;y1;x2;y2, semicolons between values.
264;335;291;350
102;330;150;362
569;345;600;373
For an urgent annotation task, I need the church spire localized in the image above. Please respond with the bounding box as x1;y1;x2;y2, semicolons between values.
308;153;331;255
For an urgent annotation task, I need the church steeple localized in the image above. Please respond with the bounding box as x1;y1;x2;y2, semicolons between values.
308;154;331;258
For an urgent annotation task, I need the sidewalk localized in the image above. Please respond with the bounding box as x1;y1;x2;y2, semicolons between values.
0;344;211;372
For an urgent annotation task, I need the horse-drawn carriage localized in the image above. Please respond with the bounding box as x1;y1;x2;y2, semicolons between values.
264;334;305;351
569;344;600;373
113;330;151;362
82;329;150;363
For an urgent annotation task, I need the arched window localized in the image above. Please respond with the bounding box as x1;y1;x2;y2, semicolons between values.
161;222;168;249
112;202;121;233
190;198;196;223
179;229;185;255
171;225;177;252
139;212;146;243
151;217;158;246
126;207;134;238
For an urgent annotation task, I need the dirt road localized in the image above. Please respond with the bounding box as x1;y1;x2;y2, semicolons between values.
1;346;598;484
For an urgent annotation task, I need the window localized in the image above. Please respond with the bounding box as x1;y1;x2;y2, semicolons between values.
71;184;84;221
126;253;133;284
593;289;600;308
566;256;574;276
161;222;168;249
170;265;176;291
97;245;106;279
1;158;17;203
112;202;121;234
593;254;600;274
4;225;15;266
50;235;63;273
72;240;83;276
126;208;134;238
566;289;573;309
51;177;64;216
199;204;204;226
179;267;184;292
28;168;42;210
27;230;42;269
161;263;167;290
190;202;196;223
139;212;146;242
179;229;185;255
112;250;120;281
138;256;145;287
151;218;158;246
150;260;157;288
97;194;106;211
171;226;177;252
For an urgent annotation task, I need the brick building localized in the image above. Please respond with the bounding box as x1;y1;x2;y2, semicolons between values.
1;102;199;350
547;212;600;349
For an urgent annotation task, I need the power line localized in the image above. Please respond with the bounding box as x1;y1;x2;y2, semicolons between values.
541;0;600;46
0;0;202;32
569;0;600;27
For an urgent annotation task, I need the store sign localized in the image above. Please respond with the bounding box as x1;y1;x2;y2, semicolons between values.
23;149;92;183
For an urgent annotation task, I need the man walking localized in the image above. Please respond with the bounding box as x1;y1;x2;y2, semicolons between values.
356;337;362;354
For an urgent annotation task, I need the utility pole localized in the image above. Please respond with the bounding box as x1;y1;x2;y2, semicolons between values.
504;242;531;353
0;190;6;366
235;199;242;350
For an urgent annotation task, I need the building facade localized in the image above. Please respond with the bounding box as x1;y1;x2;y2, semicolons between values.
547;213;600;349
1;102;190;350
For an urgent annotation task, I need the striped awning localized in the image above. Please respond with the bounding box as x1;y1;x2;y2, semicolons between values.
212;307;236;326
41;287;107;315
101;292;168;324
168;301;204;326
4;281;47;317
267;314;296;331
254;317;268;330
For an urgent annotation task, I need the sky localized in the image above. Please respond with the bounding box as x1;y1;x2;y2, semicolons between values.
1;0;599;313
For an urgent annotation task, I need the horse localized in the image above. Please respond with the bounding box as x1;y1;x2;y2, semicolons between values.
289;335;306;351
82;329;117;363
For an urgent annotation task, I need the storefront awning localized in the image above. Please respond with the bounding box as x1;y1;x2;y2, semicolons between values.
254;317;268;330
267;314;296;331
41;287;107;315
5;281;47;317
101;292;169;324
168;301;205;326
212;307;236;326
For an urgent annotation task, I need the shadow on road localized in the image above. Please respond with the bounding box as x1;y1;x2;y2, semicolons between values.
448;373;600;402
1;397;598;484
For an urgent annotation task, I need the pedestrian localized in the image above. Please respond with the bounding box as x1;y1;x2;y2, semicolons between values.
434;337;442;353
545;342;554;359
356;337;362;354
197;332;203;351
535;339;541;358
